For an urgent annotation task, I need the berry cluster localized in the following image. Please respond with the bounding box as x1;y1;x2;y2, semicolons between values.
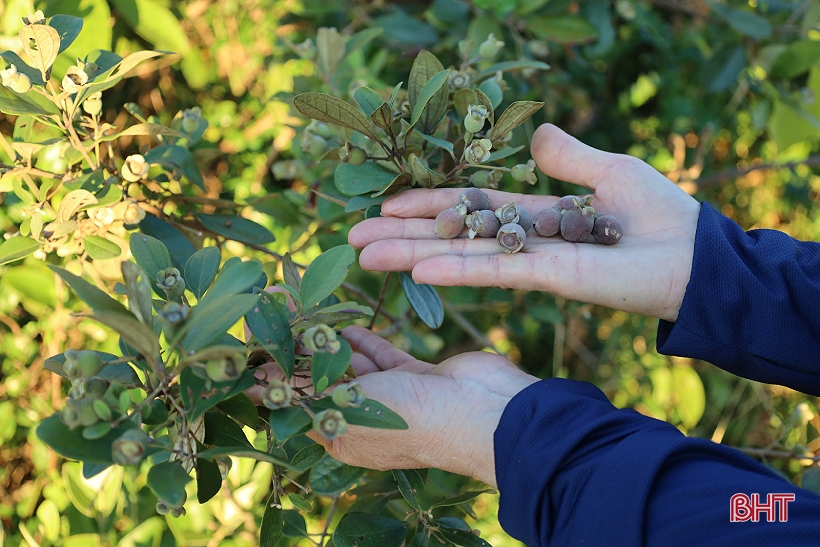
434;189;624;253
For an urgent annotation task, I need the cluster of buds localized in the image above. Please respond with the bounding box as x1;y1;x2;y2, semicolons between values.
262;379;293;410
313;409;347;440
205;352;246;383
122;154;149;182
303;324;341;354
156;267;185;298
60;350;119;432
331;381;366;408
0;64;32;93
301;120;333;156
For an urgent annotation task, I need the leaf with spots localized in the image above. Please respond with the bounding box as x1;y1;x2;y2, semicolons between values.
245;291;295;378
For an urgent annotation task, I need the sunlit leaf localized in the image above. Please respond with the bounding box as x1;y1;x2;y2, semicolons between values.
293;93;378;139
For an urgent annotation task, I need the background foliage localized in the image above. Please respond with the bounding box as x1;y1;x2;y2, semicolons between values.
3;0;820;545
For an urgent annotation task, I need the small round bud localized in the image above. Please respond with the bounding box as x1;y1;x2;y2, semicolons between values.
123;201;146;226
313;409;348;440
465;139;493;164
790;402;815;427
497;223;526;254
112;429;149;466
83;92;103;116
465;210;501;239
303;324;341;354
347;143;367;166
262;379;293;410
10;72;31;93
592;214;623;245
494;201;520;225
459;187;490;213
216;456;232;480
159;301;189;325
560;201;595;243
156;267;186;298
532;208;562;237
61;398;99;430
122;154;149;182
448;70;471;89
205;353;245;383
434;204;468;239
181;106;201;133
84;378;110;399
478;33;505;60
463;105;489;134
469;169;501;189
62;65;89;94
332;381;366;408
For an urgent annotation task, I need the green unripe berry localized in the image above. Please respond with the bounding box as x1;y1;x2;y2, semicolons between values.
348;145;367;166
313;409;348;440
156;501;171;515
262;379;293;410
181;106;201;134
64;349;104;379
61;398;99;430
464;114;485;134
302;134;328;156
83;92;103;116
156;267;185;298
303;324;341;354
205;353;245;383
478;33;505;60
511;164;530;182
332;381;366;408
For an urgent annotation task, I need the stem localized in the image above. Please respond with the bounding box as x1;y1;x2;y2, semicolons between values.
318;495;340;547
368;272;392;329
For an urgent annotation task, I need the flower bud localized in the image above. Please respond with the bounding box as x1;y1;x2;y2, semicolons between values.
469;169;501;189
331;381;366;408
62;65;89;94
205;353;245;383
181;106;201;133
112;429;149;466
303;324;341;354
93;207;115;225
262;379;293;409
22;10;46;25
478;33;505;60
122;154;149;182
123;201;146;226
64;349;104;379
83;92;103;116
464;104;489;134
465;139;493;164
448;70;470;89
156;267;186;298
10;72;31;93
313;409;347;440
159;301;188;325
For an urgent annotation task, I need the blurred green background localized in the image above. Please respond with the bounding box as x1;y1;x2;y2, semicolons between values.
3;0;820;545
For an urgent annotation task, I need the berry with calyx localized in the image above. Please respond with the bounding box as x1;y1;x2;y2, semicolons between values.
301;133;328;156
533;208;562;237
560;200;595;243
159;302;189;325
557;195;592;210
64;349;104;379
156;501;171;515
348;145;367;166
112;429;149;466
517;206;533;232
466;210;501;239
459;187;490;213
464;104;489;133
435;203;467;239
465;139;493;164
331;381;366;408
84;378;110;399
303;324;341;354
121;154;149;182
181;107;201;134
494;201;520;225
170;507;186;518
313;409;348;440
469;169;501;189
511;160;538;185
497;223;526;254
61;398;99;430
205;353;245;382
478;33;505;60
156;267;186;298
262;379;293;409
592;214;623;245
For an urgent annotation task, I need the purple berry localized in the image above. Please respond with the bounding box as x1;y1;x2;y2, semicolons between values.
592;214;623;245
459;188;491;213
435;204;467;239
532;208;562;237
497;223;526;254
517;206;532;232
560;203;595;243
466;210;501;239
556;195;578;210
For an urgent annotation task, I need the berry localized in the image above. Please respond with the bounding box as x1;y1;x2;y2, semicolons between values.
61;398;99;430
555;195;578;210
511;164;530;182
301;134;328;156
478;33;505;60
262;379;293;409
205;353;245;383
434;204;467;239
592;214;623;245
313;409;348;440
497;223;526;254
84;378;110;399
494;201;520;225
560;202;595;243
469;170;501;189
112;429;149;466
181;107;201;133
465;210;501;239
10;72;31;93
303;324;341;354
459;188;490;213
64;349;104;378
331;381;366;408
517;206;533;232
156;267;186;298
465;139;493;164
341;142;367;166
532;208;562;237
159;302;189;325
122;154;149;182
464;104;489;133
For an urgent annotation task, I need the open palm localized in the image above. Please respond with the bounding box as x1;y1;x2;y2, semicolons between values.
349;124;701;322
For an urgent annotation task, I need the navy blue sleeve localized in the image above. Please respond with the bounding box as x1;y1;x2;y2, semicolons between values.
657;202;820;395
494;379;820;547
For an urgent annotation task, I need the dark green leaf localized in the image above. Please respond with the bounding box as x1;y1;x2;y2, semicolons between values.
374;7;439;45
246;291;296;378
311;398;408;430
0;237;40;266
36;415;134;464
370;172;413;198
417;133;456;159
335;162;400;196
354;86;384;116
706;46;745;93
181;293;258;352
299;245;356;309
197;446;292;468
138;215;196;272
771;41;820;79
478;79;503;110
144;144;204;190
283;510;308;538
49;14;84;53
408;50;448;134
122;261;152;326
204;412;252;448
261;494;284;546
410;69;450;130
293;93;378;139
291;444;326;472
288;493;312;512
282;253;301;291
90;311;160;367
393;469;426;510
409;533;430;547
195;213;275;245
311;339;353;393
345;194;387;212
269;407;312;442
216;393;258;428
44;352;140;387
84;235;122;260
439;529;492;547
299;302;374;329
486;145;526;162
478;59;551;80
184;247;221;300
332;513;408;547
529;14;598;44
310;454;366;495
147;461;192;507
179;367;256;422
129;233;173;289
200;258;264;305
195;457;222;504
725;9;772;39
431;489;495;508
344;27;384;58
0;51;44;85
49;266;129;315
400;273;444;328
490;101;545;143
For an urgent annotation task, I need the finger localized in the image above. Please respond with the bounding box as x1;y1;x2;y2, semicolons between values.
358;237;502;272
349;217;440;249
380;187;560;219
350;352;380;375
342;326;431;372
530;123;627;190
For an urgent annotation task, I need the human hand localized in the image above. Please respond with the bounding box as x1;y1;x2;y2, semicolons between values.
246;326;538;488
349;124;701;322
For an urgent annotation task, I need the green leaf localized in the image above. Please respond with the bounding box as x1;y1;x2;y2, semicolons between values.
345;194;387;212
393;469;426;510
245;291;296;378
291;444;326;472
184;247;221;300
354;86;384;116
197;446;292;468
312;398;408;430
408;153;447;188
147;461;192;507
79;50;167;101
310;454;366;495
335;162;399;196
45;352;141;387
144;144;204;190
204;412;253;448
129;233;172;288
410;69;450;130
261;494;284;547
269;406;313;442
400;273;444;328
490;101;545;143
529;14;599;44
283;510;308;538
300;245;356;309
84;235;122;260
288;493;312;512
408;51;448;135
486;144;526;162
181;293;258;352
370;172;413;198
300;302;374;329
49;14;84;54
344;27;384;58
439;529;492;547
417;133;456;159
0;85;57;116
195;457;222;504
90;311;160;367
725;9;772;40
195;213;275;245
200;258;264;305
139;215;196;272
121;262;153;327
216;393;258;428
771;41;820;79
36;415;134;464
311;339;353;393
0;237;39;266
293;93;378;139
333;513;408;547
179;368;256;422
478;79;503;110
478;59;551;80
409;533;430;547
18;23;60;80
49;266;129;315
705;46;745;93
430;489;495;508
